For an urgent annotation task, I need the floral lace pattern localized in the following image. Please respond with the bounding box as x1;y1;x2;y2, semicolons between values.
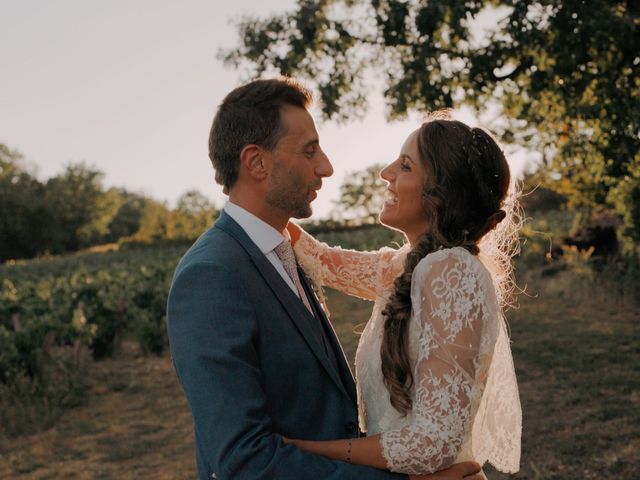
294;232;521;476
294;232;408;302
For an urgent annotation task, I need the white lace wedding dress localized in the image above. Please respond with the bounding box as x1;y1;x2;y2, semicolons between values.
294;231;521;477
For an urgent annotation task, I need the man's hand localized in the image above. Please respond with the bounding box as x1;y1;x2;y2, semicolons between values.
409;461;483;480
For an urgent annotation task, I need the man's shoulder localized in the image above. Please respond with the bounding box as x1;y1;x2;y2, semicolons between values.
176;224;249;273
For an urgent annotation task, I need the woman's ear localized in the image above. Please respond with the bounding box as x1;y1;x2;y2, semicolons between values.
239;144;268;181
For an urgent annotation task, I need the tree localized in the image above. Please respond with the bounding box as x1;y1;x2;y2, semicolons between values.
0;145;48;261
0;146;217;260
105;190;148;242
130;200;173;242
44;163;119;252
223;0;640;239
331;163;386;224
173;190;219;239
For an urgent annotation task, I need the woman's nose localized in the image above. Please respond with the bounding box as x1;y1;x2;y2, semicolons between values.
380;163;393;182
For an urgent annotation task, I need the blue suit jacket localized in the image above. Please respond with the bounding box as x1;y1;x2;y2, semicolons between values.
168;211;406;480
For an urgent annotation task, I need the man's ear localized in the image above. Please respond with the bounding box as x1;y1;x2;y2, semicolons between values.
239;144;268;181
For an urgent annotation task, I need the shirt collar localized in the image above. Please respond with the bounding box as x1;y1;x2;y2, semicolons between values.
223;201;285;254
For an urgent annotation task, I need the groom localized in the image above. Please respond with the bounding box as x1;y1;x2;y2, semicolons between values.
167;78;481;480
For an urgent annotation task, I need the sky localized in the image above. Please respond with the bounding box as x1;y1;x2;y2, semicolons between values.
1;0;536;219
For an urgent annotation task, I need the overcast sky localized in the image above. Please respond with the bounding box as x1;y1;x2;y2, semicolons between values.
1;0;535;218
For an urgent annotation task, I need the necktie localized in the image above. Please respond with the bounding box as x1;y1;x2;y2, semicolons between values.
273;240;314;315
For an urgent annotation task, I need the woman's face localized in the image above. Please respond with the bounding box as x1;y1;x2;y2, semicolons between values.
379;129;430;245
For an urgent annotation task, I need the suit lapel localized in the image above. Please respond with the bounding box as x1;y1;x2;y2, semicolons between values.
214;212;353;402
298;268;358;405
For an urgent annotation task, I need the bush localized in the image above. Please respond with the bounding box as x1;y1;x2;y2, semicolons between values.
0;245;184;436
0;344;90;438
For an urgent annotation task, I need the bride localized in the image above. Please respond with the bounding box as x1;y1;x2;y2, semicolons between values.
284;113;522;478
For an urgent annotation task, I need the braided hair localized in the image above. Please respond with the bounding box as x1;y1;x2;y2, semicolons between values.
380;114;513;415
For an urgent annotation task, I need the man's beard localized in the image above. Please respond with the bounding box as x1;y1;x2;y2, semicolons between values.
265;163;317;219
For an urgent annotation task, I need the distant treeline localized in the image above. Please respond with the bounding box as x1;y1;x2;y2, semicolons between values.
0;144;218;262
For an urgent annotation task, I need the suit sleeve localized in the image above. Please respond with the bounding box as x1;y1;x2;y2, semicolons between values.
168;261;406;480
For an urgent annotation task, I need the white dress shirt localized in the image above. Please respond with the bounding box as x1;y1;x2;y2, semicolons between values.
223;201;299;296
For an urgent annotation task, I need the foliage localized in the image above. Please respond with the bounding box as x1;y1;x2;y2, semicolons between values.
223;0;640;238
129;190;218;244
0;245;185;435
520;170;567;214
174;190;219;239
0;143;219;262
0;145;49;260
0;345;90;437
104;190;148;242
330;163;387;224
308;220;404;249
44;164;119;251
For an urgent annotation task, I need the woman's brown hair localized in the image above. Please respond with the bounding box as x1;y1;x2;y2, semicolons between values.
380;114;512;415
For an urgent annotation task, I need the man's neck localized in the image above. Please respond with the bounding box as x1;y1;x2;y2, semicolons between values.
228;192;288;233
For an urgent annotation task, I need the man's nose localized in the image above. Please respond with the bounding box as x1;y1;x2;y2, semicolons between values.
315;151;334;178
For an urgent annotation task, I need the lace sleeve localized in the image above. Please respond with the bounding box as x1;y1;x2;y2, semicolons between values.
293;228;406;301
380;249;497;475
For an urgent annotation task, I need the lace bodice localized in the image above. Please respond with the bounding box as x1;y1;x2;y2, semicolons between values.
294;231;521;476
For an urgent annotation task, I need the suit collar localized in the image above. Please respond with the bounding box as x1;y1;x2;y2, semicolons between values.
214;210;265;260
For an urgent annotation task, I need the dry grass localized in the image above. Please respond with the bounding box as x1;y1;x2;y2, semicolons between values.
485;268;640;479
1;271;638;479
0;342;196;479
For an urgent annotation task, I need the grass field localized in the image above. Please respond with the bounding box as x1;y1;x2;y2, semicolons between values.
1;261;638;478
488;269;640;479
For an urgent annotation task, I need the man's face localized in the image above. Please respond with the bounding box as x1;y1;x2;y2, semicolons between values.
264;106;333;219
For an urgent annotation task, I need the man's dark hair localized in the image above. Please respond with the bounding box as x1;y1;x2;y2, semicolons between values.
208;77;313;191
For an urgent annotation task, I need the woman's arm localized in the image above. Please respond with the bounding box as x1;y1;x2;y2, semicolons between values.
284;435;387;470
283;436;483;480
288;222;405;301
378;251;491;475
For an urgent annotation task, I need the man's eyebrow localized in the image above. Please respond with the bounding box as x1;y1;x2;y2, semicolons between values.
302;138;320;149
